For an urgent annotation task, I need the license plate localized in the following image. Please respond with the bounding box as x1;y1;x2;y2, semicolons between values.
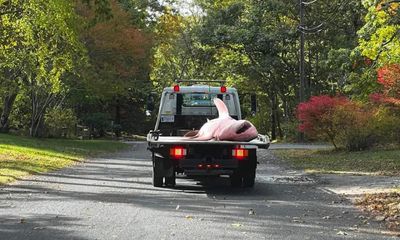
161;115;175;123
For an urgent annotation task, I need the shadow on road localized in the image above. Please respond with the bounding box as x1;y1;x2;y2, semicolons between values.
0;215;88;240
0;144;391;240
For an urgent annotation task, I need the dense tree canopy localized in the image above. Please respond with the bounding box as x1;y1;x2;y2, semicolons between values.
0;0;399;139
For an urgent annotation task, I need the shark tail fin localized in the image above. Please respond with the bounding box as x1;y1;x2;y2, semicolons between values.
213;98;229;118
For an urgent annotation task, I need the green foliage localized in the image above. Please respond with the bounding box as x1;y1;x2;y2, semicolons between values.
44;108;78;138
280;121;299;142
150;0;367;139
0;0;88;137
246;111;270;136
357;0;400;64
83;112;110;136
372;106;400;143
119;0;166;29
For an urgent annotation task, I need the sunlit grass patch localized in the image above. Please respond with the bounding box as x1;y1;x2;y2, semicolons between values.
272;148;400;175
0;134;128;184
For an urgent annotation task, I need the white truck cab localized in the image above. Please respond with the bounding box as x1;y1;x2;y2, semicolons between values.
155;84;242;136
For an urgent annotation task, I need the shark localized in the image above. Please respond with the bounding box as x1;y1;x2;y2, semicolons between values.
186;98;258;141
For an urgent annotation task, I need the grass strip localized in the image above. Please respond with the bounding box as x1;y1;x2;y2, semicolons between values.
0;134;128;184
272;148;400;175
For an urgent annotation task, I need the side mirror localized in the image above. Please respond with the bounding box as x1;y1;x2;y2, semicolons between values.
146;95;155;116
250;94;257;116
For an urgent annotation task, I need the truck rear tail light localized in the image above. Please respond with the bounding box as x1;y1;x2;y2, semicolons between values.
220;86;227;93
232;148;248;160
170;146;186;159
173;85;180;92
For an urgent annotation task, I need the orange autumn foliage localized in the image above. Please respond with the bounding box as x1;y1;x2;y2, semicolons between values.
77;0;153;97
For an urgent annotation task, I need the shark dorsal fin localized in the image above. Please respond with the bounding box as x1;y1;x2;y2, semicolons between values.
213;98;229;118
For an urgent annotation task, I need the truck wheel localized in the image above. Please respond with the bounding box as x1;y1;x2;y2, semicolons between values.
152;156;164;187
165;172;176;187
243;168;255;188
230;172;242;188
243;151;257;188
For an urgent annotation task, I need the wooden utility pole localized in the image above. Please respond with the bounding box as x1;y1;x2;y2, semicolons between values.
299;0;305;104
298;0;306;142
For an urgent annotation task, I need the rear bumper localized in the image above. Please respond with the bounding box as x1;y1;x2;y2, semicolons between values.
179;158;238;169
184;169;234;176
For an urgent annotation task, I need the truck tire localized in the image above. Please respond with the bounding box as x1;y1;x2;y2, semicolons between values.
243;168;255;188
242;150;257;188
230;172;242;187
165;172;176;187
152;156;163;187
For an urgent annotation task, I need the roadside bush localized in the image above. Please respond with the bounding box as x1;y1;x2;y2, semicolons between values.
332;103;376;151
83;112;110;137
369;64;400;144
280;120;299;142
44;108;78;138
297;95;380;151
297;95;350;149
372;106;400;144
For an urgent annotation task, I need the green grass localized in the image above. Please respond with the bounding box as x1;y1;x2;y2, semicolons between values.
0;134;128;184
273;148;400;175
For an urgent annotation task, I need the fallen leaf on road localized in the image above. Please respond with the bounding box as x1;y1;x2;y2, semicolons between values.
322;216;331;220
292;219;304;223
356;192;400;230
232;223;243;227
176;205;180;210
248;209;256;215
185;215;193;220
348;227;359;232
20;218;26;224
33;227;45;230
336;231;348;235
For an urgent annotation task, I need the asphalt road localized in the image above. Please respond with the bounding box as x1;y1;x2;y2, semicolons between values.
0;142;395;240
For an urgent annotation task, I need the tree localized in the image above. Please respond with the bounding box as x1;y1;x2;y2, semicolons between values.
149;0;366;140
0;0;86;136
76;0;154;135
371;64;400;106
357;0;400;64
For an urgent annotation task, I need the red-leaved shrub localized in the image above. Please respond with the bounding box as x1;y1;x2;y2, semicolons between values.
297;95;350;148
297;95;378;150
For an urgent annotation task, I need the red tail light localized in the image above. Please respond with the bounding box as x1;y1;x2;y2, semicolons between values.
232;148;248;160
220;86;227;93
170;146;186;159
173;85;180;92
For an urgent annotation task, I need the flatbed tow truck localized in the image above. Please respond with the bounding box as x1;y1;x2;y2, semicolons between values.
147;80;270;188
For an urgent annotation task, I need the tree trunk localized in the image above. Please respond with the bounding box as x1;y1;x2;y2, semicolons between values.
0;93;17;133
270;93;277;140
114;99;121;137
30;92;54;137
